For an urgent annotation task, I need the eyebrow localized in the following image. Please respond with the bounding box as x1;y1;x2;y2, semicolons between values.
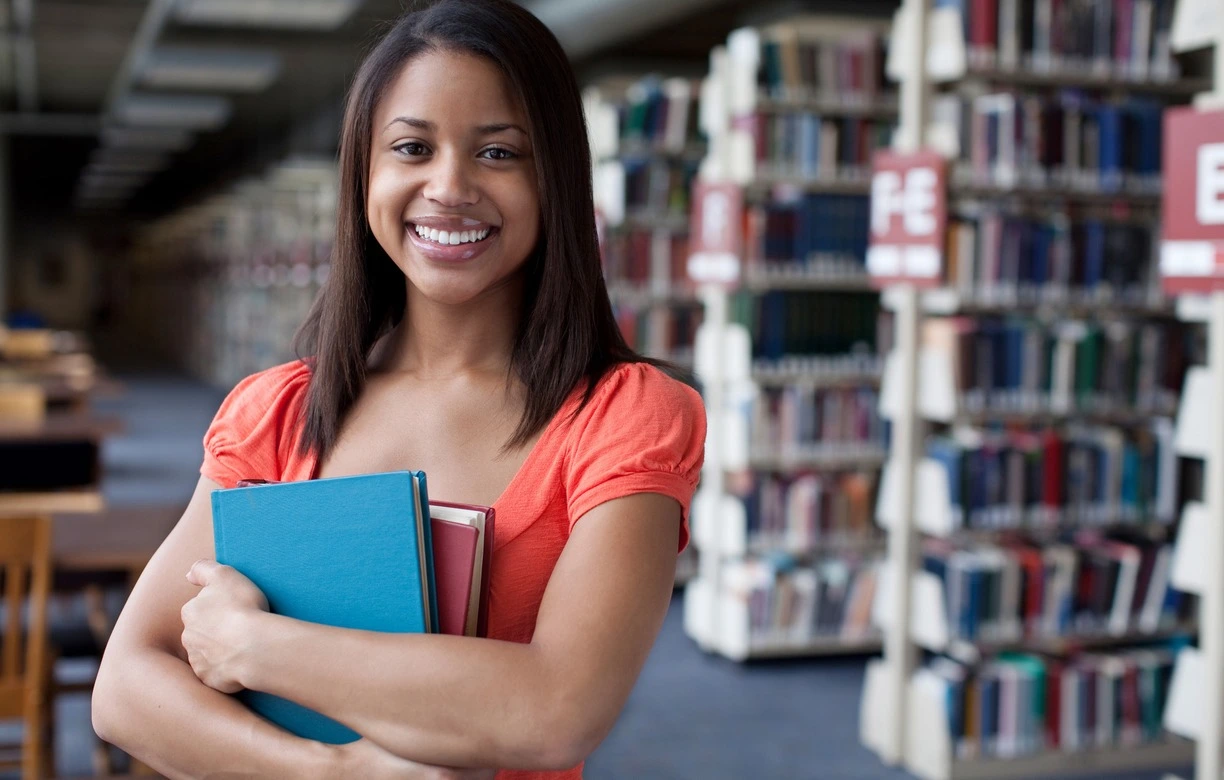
384;117;527;136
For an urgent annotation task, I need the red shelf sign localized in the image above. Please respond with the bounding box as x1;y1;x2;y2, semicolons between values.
867;150;948;289
1161;107;1224;295
687;181;743;287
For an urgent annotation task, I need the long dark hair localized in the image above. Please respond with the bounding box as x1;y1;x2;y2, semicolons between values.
294;0;650;459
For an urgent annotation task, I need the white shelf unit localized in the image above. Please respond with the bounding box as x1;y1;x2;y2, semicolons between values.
859;0;1210;775
586;75;705;371
681;16;898;661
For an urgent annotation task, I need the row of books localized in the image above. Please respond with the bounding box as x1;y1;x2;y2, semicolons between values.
755;26;890;103
920;646;1179;760
740;113;895;181
936;92;1164;192
921;533;1188;642
751;386;886;454
944;211;1159;301
739;472;878;553
731;290;880;359
616;76;701;154
926;422;1179;532
936;0;1181;80
128;161;339;387
746;195;872;265
131;258;323;388
602;229;690;290
725;554;880;642
612;304;700;363
620;158;699;217
922;317;1187;414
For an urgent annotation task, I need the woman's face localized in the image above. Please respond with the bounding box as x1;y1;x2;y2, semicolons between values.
367;49;539;306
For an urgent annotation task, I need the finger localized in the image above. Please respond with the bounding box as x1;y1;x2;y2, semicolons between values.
186;558;221;586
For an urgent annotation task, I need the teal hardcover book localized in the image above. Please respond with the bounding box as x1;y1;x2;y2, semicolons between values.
211;470;437;744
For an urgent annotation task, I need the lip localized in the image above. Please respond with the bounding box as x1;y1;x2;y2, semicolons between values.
405;220;499;264
409;215;495;230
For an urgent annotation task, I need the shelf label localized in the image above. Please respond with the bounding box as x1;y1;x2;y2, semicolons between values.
1161;107;1224;294
867;150;947;289
687;181;742;287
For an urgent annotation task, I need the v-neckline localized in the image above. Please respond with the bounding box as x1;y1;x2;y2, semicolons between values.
303;378;583;513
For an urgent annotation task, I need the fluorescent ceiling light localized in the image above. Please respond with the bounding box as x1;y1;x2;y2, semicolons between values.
175;0;362;30
118;92;232;130
139;46;282;92
101;126;194;151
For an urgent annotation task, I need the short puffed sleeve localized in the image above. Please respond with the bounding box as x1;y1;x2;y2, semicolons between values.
564;362;706;551
200;360;313;488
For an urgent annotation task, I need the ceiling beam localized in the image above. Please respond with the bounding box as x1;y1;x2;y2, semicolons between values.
525;0;732;60
102;0;179;120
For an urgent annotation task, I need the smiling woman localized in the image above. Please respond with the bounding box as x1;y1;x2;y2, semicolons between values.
90;1;705;779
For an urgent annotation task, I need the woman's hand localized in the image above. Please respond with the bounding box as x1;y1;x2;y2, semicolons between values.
181;559;270;693
333;739;498;779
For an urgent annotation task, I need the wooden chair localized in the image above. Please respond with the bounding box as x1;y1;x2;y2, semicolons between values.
0;514;53;780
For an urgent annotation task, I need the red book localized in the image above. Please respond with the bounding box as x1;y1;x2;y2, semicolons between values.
1120;663;1141;743
1010;545;1045;632
970;0;999;58
1046;660;1063;749
1041;430;1064;508
431;501;496;638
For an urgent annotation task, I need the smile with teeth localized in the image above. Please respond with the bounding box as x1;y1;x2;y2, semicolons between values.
412;224;494;246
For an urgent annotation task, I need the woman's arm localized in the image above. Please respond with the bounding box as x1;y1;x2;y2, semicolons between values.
91;477;484;780
189;492;680;772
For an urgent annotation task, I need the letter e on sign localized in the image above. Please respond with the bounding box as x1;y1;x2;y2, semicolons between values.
867;149;948;289
1161;107;1224;294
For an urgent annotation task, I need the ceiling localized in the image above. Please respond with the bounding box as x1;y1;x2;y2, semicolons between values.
6;0;896;232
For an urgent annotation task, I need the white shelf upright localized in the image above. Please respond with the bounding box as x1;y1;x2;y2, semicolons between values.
1159;3;1224;779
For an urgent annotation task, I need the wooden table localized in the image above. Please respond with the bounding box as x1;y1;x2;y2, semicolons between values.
53;504;181;583
0;413;123;441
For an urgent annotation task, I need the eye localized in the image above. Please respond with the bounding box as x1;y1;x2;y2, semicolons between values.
393;141;429;157
480;146;517;161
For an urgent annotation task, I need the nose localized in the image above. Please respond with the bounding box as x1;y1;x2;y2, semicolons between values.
422;149;478;208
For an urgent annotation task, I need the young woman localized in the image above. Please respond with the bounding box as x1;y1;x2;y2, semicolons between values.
91;1;705;778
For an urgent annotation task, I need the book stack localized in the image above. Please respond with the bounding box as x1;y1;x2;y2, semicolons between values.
918;647;1180;762
734;289;881;361
744;194;873;281
212;473;495;743
857;0;1205;776
944;211;1162;306
744;21;896;188
926;423;1180;532
586;75;705;369
722;553;881;655
934;0;1182;80
921;316;1187;419
921;533;1189;647
750;385;887;468
742;472;881;555
682;16;900;662
938;92;1165;195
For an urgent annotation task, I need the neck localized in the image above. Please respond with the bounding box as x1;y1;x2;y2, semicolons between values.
378;276;522;380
